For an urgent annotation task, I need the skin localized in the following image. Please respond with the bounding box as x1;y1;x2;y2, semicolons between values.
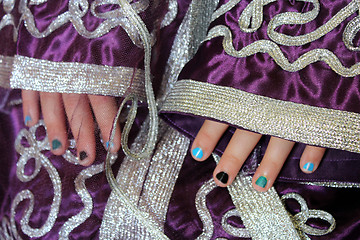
22;90;121;166
191;120;325;192
23;90;325;191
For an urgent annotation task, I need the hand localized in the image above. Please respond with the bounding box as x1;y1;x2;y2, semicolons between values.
22;90;121;166
191;120;325;192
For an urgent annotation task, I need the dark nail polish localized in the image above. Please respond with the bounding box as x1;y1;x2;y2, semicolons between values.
216;172;229;184
79;151;88;161
52;139;62;150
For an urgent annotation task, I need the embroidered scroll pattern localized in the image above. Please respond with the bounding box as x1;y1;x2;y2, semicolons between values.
207;0;360;77
281;193;336;239
11;121;63;238
18;0;150;46
194;177;337;239
195;178;250;239
0;0;17;40
5;121;108;239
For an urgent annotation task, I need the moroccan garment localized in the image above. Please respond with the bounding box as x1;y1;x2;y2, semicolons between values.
0;0;360;239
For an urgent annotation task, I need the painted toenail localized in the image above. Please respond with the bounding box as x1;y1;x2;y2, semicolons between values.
79;151;88;161
255;176;267;188
216;171;229;184
25;115;31;126
52;139;62;150
192;147;203;159
303;162;314;172
106;141;114;150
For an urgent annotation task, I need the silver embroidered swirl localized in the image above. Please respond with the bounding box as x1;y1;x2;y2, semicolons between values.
161;0;177;28
195;179;217;239
11;121;61;238
59;153;118;239
221;209;251;238
19;0;149;46
206;25;360;77
205;0;360;77
281;193;336;238
104;0;164;238
0;0;17;41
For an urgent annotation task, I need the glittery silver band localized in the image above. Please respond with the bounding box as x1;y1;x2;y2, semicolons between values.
0;55;13;88
10;55;146;99
161;80;360;153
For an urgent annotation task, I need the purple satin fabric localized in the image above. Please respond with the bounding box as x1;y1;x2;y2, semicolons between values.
17;1;167;69
179;0;360;113
161;0;360;184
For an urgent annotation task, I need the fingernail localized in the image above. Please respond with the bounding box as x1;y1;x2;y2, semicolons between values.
51;139;62;150
303;162;314;172
255;176;267;188
24;115;31;126
106;141;114;150
216;171;229;184
192;147;203;159
79;151;88;161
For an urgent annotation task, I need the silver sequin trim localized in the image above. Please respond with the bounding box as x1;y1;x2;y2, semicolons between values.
221;209;251;238
205;24;360;77
12;121;62;238
161;80;360;153
161;0;178;28
300;181;360;188
228;175;301;239
195;179;217;239
100;120;189;239
267;0;358;47
10;55;146;99
0;0;17;40
0;55;13;88
59;154;118;239
282;193;336;237
211;0;242;23
19;0;149;46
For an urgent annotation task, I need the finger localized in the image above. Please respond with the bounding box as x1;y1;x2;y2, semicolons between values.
88;95;121;153
191;120;228;161
299;145;326;173
62;93;95;166
252;137;295;192
22;90;40;127
40;92;68;155
213;129;262;187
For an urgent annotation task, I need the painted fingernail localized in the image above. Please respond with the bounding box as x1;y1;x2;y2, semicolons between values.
24;115;31;126
255;176;267;188
303;162;314;172
192;147;203;159
79;151;88;161
216;172;229;184
51;139;62;150
106;141;114;150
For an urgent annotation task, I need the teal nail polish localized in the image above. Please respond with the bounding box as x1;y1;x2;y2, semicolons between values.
52;139;62;150
192;147;203;159
106;141;114;150
255;176;267;188
303;162;314;172
25;115;31;126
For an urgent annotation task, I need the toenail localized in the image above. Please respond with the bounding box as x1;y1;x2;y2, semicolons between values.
25;115;31;126
303;162;314;172
255;176;267;188
79;151;88;161
216;171;229;184
106;141;114;150
192;147;203;159
52;139;62;150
